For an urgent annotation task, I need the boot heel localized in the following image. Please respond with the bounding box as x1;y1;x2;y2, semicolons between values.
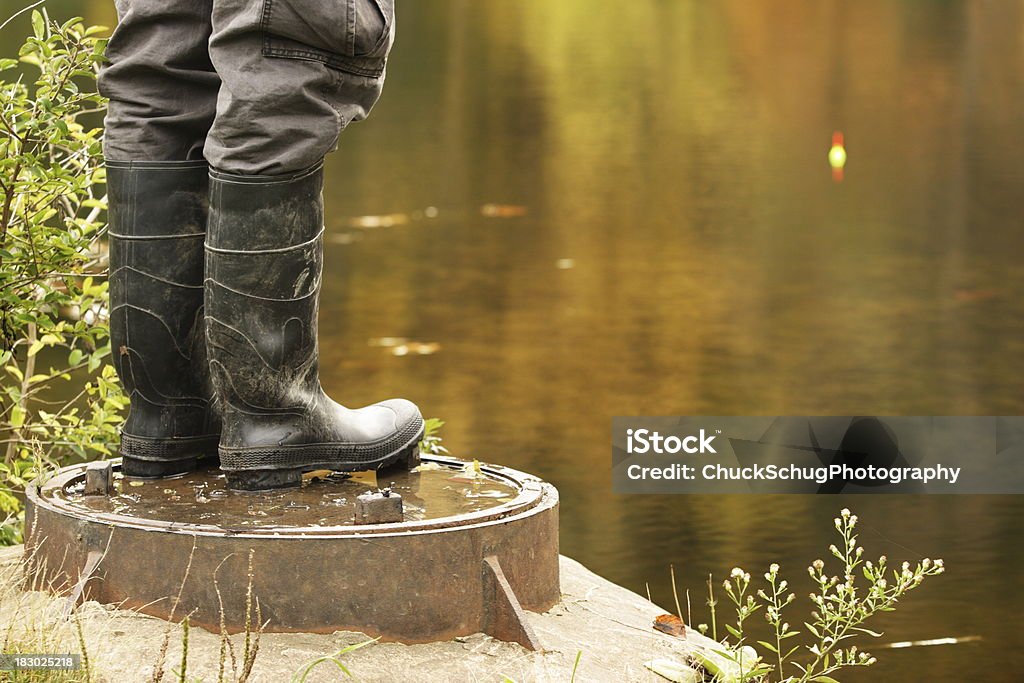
225;468;303;491
377;439;422;476
120;433;221;478
122;456;198;479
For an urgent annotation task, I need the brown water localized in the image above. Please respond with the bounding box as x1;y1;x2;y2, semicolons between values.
55;462;517;529
4;1;1024;680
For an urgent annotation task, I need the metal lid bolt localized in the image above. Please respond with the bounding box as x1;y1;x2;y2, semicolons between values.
83;461;113;496
354;483;403;524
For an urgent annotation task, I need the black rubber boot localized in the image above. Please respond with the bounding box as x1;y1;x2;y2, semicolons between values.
107;160;221;477
205;162;424;491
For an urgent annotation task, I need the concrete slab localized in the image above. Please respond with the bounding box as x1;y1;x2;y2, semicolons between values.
1;545;714;682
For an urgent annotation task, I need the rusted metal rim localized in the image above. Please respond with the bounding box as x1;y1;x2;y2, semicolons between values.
25;456;561;644
27;455;547;538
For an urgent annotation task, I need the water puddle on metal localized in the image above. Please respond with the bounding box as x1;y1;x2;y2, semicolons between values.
54;464;518;529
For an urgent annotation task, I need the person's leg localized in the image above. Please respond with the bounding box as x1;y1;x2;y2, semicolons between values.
204;0;391;174
100;0;220;161
202;0;423;490
100;0;222;477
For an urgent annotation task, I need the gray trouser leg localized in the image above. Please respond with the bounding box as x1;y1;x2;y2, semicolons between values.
99;0;220;160
99;0;394;174
206;0;394;174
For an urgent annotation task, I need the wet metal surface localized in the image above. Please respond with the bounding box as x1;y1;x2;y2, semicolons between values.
26;456;560;641
54;463;517;530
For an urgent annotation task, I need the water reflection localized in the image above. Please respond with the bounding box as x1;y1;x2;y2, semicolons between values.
56;463;517;528
3;1;1023;680
331;4;1024;681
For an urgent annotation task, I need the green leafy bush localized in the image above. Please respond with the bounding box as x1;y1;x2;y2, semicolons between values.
0;11;123;545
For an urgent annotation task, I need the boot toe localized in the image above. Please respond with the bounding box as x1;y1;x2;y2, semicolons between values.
378;398;423;434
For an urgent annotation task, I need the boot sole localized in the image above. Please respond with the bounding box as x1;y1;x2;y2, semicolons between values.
222;423;425;492
120;432;221;479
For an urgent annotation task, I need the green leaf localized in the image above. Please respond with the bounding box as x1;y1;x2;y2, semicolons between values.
31;10;45;40
854;627;884;637
811;677;841;683
643;659;700;683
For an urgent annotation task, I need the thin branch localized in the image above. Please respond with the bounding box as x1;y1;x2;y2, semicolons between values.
0;0;48;32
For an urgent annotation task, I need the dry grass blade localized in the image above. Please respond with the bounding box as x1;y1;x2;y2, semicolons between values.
151;536;197;682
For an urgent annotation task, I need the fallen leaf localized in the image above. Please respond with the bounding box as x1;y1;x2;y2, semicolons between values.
954;289;999;303
329;232;362;245
390;342;440;356
450;459;486;482
348;471;378;486
413;342;440;355
480;204;528;218
368;337;408;348
644;658;700;683
346;213;410;228
653;613;687;639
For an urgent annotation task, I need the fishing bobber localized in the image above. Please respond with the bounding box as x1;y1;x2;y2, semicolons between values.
829;131;847;181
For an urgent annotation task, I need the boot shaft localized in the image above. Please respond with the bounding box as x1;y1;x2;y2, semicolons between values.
107;160;220;441
204;163;326;420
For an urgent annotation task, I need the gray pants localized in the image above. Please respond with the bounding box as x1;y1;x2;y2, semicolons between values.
99;0;394;174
